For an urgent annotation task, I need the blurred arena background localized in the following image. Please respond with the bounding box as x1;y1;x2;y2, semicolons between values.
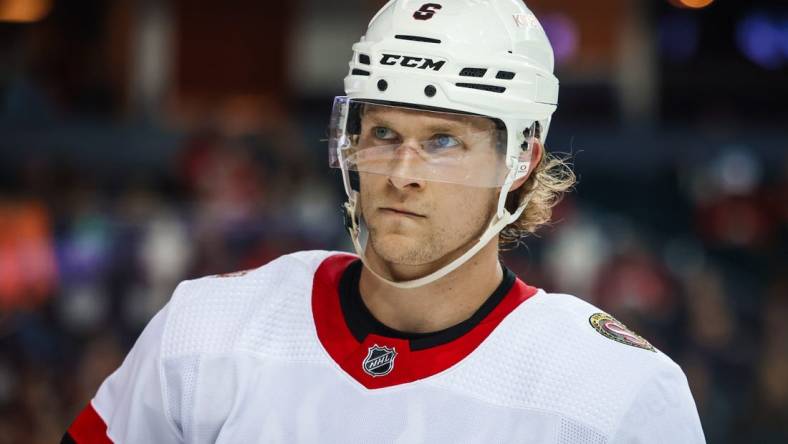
0;0;786;442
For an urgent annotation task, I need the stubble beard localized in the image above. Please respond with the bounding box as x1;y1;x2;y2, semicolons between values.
362;192;498;267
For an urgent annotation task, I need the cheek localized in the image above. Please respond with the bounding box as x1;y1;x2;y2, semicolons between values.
430;185;497;227
358;173;382;199
358;173;389;220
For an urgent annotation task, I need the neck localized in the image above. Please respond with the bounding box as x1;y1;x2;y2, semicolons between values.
358;238;503;334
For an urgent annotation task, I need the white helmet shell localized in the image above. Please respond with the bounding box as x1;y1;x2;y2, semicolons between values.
344;0;559;152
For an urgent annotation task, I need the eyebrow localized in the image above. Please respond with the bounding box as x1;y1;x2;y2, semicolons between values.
363;112;473;135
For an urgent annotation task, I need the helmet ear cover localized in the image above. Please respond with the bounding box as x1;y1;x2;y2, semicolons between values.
520;121;542;152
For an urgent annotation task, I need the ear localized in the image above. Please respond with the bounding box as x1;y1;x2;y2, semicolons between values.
509;138;543;192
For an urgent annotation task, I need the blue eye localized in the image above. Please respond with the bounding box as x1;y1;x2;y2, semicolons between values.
373;127;397;140
427;134;461;151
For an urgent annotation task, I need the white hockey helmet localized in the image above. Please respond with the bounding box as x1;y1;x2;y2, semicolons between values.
330;0;559;288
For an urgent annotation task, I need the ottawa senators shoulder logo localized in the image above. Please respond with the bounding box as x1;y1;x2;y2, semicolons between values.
362;344;397;377
589;313;655;352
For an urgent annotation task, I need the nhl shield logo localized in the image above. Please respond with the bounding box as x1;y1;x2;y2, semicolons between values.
362;344;397;377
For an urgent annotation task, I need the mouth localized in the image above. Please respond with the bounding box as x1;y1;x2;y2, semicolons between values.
379;207;425;218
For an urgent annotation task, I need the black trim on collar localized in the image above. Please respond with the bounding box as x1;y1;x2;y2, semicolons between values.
338;260;516;351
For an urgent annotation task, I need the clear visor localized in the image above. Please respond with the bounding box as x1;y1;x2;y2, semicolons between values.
328;97;511;188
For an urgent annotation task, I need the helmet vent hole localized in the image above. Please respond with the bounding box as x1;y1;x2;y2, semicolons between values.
351;69;370;76
394;34;442;44
359;54;370;65
459;68;487;77
424;85;437;97
377;79;388;91
456;83;506;93
496;71;515;80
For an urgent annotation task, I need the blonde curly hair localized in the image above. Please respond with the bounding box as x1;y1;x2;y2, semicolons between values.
499;149;576;249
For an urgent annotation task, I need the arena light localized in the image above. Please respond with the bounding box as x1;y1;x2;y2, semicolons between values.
668;0;715;9
0;0;52;23
539;13;579;65
736;12;786;69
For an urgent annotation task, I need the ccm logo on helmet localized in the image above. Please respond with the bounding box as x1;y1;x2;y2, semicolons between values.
379;54;446;71
413;3;442;20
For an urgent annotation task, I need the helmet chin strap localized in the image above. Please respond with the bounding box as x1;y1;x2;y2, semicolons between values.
342;169;532;289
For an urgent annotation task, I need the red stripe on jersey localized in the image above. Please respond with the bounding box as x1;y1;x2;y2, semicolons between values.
312;254;538;389
65;402;113;444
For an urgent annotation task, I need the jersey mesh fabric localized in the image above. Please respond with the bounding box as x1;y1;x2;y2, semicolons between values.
162;251;330;360
426;290;681;438
559;417;606;444
163;355;199;437
236;253;327;362
158;251;335;441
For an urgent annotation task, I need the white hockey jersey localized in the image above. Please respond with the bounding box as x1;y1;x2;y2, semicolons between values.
64;251;705;443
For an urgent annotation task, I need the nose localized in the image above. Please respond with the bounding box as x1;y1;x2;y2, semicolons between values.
387;141;426;190
388;174;425;190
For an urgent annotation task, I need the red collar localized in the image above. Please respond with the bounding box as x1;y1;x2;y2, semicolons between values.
311;254;538;389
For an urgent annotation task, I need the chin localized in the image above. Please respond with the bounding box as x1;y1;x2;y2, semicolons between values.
369;232;436;266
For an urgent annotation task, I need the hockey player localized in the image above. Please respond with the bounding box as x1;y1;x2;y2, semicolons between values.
63;0;705;442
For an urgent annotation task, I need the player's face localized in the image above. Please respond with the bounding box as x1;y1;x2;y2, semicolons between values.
358;106;500;266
